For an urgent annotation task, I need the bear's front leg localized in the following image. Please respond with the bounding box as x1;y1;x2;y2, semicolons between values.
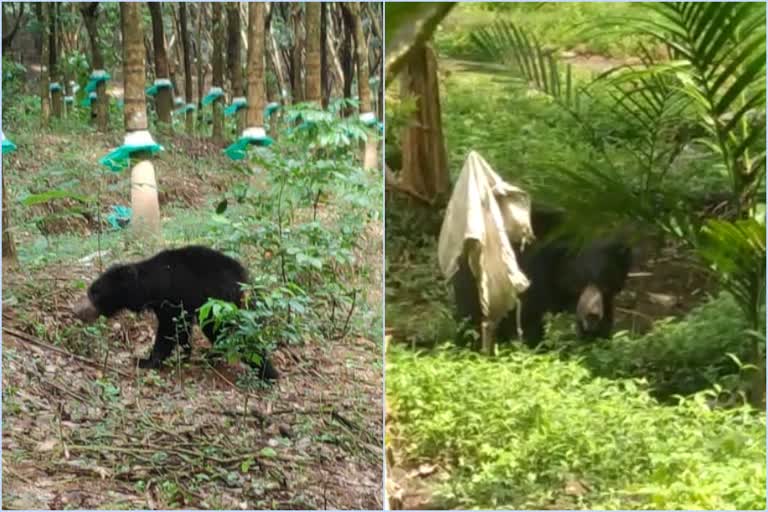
139;309;192;369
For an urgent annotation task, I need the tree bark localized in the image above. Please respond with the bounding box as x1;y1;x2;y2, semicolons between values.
269;23;288;104
347;3;371;115
320;3;329;108
39;3;51;128
2;3;26;54
211;2;224;142
121;3;149;132
305;2;321;104
340;6;355;116
2;166;18;266
399;43;449;203
80;2;108;131
121;3;161;247
195;4;205;116
226;2;245;134
179;3;194;133
343;2;376;169
148;2;173;127
226;3;242;96
246;2;265;128
290;3;303;103
49;3;63;118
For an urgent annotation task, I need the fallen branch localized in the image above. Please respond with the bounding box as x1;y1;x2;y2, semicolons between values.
3;326;132;378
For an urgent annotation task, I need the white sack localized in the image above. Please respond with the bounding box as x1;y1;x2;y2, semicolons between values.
438;151;533;323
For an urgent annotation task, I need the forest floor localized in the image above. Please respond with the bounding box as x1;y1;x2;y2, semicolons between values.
2;126;383;509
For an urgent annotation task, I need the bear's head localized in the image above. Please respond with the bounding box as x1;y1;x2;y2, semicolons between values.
74;264;142;322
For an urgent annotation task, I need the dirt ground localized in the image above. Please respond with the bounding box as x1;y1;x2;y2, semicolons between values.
2;256;383;510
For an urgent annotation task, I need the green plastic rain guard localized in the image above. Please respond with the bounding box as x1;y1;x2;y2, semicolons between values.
2;132;17;154
107;205;131;229
85;70;110;93
64;96;74;105
174;103;197;116
99;130;163;172
174;97;184;107
224;127;273;160
224;97;247;116
49;82;62;93
265;102;280;119
146;78;172;97
81;91;98;107
201;87;225;106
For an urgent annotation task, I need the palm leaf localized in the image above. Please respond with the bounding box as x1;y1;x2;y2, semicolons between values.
585;2;766;212
470;20;579;108
698;218;766;328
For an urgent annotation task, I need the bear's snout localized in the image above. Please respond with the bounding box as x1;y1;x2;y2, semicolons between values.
73;295;100;323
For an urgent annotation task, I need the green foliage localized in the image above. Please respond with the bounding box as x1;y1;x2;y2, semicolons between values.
577;293;760;400
388;342;766;510
435;3;656;60
204;102;381;355
2;56;27;98
698;219;766;328
589;2;766;213
198;276;307;370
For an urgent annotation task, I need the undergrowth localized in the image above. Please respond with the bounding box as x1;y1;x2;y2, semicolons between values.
387;342;765;510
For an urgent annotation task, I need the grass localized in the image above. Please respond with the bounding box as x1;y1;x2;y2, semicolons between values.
388;342;765;510
435;2;660;60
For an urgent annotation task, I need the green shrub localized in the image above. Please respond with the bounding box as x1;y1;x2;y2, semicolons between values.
388;343;766;510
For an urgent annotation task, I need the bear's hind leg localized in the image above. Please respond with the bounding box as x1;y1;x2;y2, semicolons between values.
139;308;192;369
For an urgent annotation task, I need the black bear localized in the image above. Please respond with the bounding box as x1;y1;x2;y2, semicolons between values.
453;205;632;347
74;245;279;380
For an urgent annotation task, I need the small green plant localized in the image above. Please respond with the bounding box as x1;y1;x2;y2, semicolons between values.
388;342;766;510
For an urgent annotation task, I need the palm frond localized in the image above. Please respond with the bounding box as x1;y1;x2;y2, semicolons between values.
470;20;579;109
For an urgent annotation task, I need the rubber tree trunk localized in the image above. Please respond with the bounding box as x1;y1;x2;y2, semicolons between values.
344;2;377;170
290;3;303;103
399;43;449;203
195;4;204;124
227;2;245;134
211;2;224;142
49;3;63;118
340;6;354;117
320;3;329;109
2;169;18;266
246;2;265;129
179;4;194;134
2;3;26;55
39;3;51;128
80;3;108;132
148;2;173;128
121;3;161;247
305;2;321;104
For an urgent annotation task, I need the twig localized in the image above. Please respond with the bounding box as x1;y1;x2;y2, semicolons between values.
334;290;357;341
3;326;132;378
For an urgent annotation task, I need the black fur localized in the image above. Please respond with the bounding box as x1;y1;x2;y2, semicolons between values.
87;245;279;379
453;206;632;347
